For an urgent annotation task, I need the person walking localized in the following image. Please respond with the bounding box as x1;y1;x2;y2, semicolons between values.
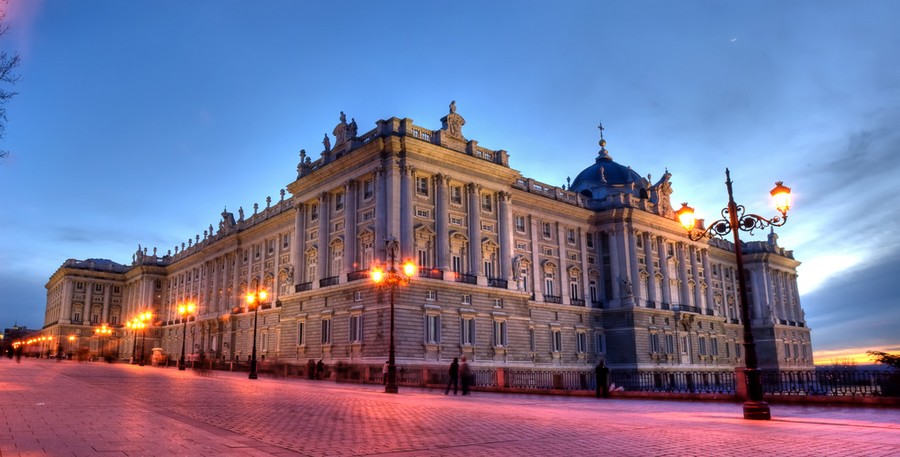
445;357;459;395
595;360;610;398
459;356;471;395
382;360;389;385
316;359;325;380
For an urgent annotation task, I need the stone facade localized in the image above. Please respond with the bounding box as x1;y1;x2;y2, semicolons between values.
39;104;813;374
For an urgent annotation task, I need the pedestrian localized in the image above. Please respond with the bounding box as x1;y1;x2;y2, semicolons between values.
460;356;471;395
316;359;324;380
382;360;389;385
595;360;610;398
445;357;459;395
307;359;316;380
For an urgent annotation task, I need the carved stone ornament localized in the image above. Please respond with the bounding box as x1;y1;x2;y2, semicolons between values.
441;100;466;139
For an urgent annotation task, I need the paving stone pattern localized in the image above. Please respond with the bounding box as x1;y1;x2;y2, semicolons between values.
1;359;898;456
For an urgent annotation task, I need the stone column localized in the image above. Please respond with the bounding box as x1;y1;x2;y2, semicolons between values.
384;160;401;257
400;164;414;259
344;181;358;274
657;236;671;306
435;174;450;270
317;193;330;282
676;243;690;306
557;222;569;303
85;285;94;323
701;249;714;314
644;233;657;305
292;204;306;285
467;183;482;276
689;245;702;309
375;165;387;261
580;230;591;302
498;191;513;281
529;216;543;301
608;229;621;302
62;279;73;324
626;229;641;305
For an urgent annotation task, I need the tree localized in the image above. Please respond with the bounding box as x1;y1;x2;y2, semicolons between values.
0;7;21;161
867;351;900;370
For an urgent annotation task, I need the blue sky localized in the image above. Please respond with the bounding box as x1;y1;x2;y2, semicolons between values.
1;1;898;362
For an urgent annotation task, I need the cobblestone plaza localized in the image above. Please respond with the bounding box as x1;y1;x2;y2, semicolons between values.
1;359;897;456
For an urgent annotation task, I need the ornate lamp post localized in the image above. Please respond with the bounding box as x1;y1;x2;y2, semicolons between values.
127;320;139;364
675;168;791;421
245;287;268;380
178;303;196;370
371;237;416;394
67;335;76;360
94;324;112;361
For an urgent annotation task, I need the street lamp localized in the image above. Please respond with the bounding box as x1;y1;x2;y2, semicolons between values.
178;303;195;370
94;324;112;361
675;168;791;421
245;287;268;380
127;320;139;364
138;312;152;366
371;237;417;394
67;335;76;360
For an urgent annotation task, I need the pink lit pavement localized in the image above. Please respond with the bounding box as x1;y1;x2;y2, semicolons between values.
1;358;898;456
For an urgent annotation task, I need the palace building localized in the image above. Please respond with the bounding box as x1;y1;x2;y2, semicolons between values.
40;103;813;375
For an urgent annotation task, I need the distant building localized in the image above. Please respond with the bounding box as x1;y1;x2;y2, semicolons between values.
39;103;813;375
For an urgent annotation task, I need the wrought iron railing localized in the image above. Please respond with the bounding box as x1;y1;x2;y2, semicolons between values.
419;268;444;280
487;277;508;288
454;273;477;284
347;270;369;282
544;295;562;304
319;276;339;287
295;282;312;292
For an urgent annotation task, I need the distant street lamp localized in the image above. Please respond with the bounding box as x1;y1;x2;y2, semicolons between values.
67;335;76;360
178;303;196;371
371;237;416;394
127;320;139;364
94;324;112;361
245;287;268;380
675;168;791;421
138;312;152;366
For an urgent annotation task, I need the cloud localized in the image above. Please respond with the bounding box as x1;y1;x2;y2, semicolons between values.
804;249;900;353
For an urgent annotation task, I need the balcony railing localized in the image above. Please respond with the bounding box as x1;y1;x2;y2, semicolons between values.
544;295;562;304
319;276;339;288
487;277;508;289
570;298;585;307
419;268;444;280
347;270;369;282
295;282;312;292
672;304;699;314
454;273;477;284
591;301;603;309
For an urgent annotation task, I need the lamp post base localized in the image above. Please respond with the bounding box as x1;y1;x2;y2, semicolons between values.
743;401;771;420
249;372;258;380
384;384;398;394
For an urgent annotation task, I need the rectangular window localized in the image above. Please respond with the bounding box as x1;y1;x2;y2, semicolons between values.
416;208;430;218
460;317;475;345
416;176;429;196
711;338;719;356
418;249;429;268
321;319;332;344
699;337;708;356
73;312;81;323
570;282;579;300
484;261;494;278
349;315;363;343
425;290;436;301
363;210;374;221
364;179;374;199
481;222;494;232
596;333;606;354
576;332;587;353
515;215;526;232
310;204;319;221
784;343;791;358
335;192;344;211
450;186;462;204
542;222;552;238
551;329;562;352
666;334;674;354
650;333;660;353
544;273;554;296
481;194;492;212
94;284;103;292
450;215;463;226
493;320;508;347
493;298;503;308
353;291;362;302
589;281;598;302
567;229;576;244
425;315;441;344
586;233;594;248
297;322;305;345
461;294;471;305
452;255;462;273
76;282;84;291
735;342;742;358
283;234;290;249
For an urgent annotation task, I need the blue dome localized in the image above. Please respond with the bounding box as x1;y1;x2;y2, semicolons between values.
570;142;643;196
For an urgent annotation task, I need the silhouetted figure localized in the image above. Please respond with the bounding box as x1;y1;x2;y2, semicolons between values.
383;360;389;385
316;359;324;380
307;359;316;379
445;358;459;395
460;356;471;395
595;361;610;398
